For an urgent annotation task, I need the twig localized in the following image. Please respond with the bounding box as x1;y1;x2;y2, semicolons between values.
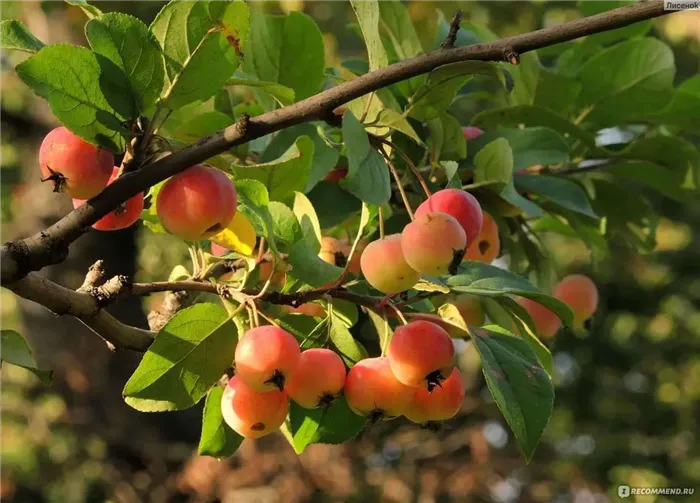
378;206;385;240
381;138;431;198
440;9;463;50
381;146;414;220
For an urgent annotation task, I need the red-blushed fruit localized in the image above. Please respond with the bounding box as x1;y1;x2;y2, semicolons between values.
156;165;237;241
344;357;412;420
451;294;486;327
404;368;465;424
462;126;484;140
285;348;347;408
257;261;287;290
401;212;467;276
39;126;114;199
553;274;599;326
465;211;500;263
211;242;229;257
72;167;143;231
234;326;301;392
387;320;455;390
220;376;288;438
323;168;349;182
360;234;420;294
319;236;345;266
414;189;483;246
517;297;561;339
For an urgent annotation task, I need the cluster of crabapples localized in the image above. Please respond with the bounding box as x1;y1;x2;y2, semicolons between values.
39;127;238;238
221;319;466;438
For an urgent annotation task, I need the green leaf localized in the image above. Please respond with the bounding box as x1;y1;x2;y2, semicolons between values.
329;312;368;367
16;44;126;151
495;297;553;375
151;0;250;109
235;179;278;256
305;396;366;445
533;68;582;114
261;124;339;193
268;201;303;251
123;303;237;412
86;13;164;116
472;139;543;218
471;105;596;148
351;0;388;71
378;0;422;59
227;76;295;106
339;111;391;205
428;112;466;161
306;182;363;230
287;239;343;288
468;127;570;172
286;402;324;454
0;330;53;384
243;10;324;105
446;263;574;326
474;138;512;192
472;326;554;462
504;52;539;107
293;191;323;245
66;0;103;18
409;61;511;121
576;38;674;126
198;386;244;458
606;162;692;203
162;111;234;144
229;136;314;202
371;109;423;145
514;175;598;219
579;1;652;45
616;136;699;184
1;20;45;53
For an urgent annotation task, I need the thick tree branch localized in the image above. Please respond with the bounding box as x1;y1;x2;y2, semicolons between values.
0;0;671;283
6;272;154;351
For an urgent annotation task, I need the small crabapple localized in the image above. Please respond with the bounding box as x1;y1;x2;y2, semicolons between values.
72;168;143;231
414;189;483;245
340;239;365;275
285;348;347;408
319;236;346;267
344;357;412;420
553;274;599;326
404;368;465;424
517;297;561;339
462;126;484;140
39;126;114;199
360;234;420;294
220;376;288;439
283;303;326;318
401;212;467;276
156;165;237;241
210;242;229;257
464;211;500;263
234;326;301;392
387;320;455;390
323;168;349;182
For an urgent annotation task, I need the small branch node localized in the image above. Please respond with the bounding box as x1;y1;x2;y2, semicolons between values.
503;47;520;65
441;9;463;50
236;112;251;136
78;260;106;292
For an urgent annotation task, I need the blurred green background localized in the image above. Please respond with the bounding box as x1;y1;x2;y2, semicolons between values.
2;1;700;502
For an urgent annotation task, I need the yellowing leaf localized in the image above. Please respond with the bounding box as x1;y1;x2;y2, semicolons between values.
209;211;257;256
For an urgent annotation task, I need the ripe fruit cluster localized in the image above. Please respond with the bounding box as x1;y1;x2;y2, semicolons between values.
221;326;347;438
346;320;465;425
38;127;239;238
221;320;465;438
518;274;600;339
360;189;491;295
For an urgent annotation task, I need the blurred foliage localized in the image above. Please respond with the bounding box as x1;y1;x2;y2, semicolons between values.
2;1;700;502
